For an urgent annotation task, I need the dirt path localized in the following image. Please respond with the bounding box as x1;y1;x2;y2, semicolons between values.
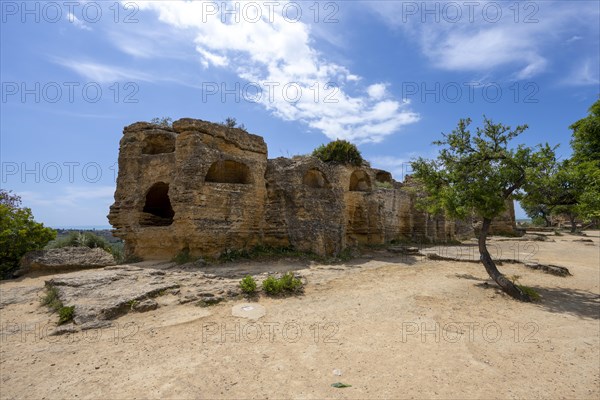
1;233;599;399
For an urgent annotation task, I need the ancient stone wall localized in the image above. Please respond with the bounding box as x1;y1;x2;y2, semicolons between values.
108;118;516;259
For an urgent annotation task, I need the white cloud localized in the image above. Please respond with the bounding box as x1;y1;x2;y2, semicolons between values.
367;83;387;100
563;60;600;86
367;0;600;80
130;0;418;143
53;59;154;83
67;12;92;31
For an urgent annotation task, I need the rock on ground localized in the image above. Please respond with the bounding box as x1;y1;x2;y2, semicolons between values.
18;247;116;275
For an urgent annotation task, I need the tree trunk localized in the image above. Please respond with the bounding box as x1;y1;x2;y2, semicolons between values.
479;218;532;301
543;215;551;227
568;214;577;233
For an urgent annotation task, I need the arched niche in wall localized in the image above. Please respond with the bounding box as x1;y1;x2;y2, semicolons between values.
349;170;371;192
375;171;393;184
141;133;175;155
140;182;174;226
205;160;251;184
303;168;330;189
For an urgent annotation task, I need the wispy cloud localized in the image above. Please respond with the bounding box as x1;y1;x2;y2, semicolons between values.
128;0;419;143
67;12;92;31
19;186;115;226
367;0;599;81
53;58;154;83
563;59;600;86
20;186;115;208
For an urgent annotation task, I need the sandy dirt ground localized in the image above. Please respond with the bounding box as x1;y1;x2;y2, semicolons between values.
1;232;599;399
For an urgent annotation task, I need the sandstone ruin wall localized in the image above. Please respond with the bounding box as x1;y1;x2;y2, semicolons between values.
108;118;516;260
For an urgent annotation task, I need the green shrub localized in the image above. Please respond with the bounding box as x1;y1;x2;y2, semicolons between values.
220;248;250;262
41;286;75;324
1;190;56;279
279;272;303;292
41;287;62;310
262;275;282;295
58;306;75;324
110;242;125;264
173;247;196;265
219;245;306;262
517;285;541;301
240;275;257;294
312;140;364;166
48;231;111;251
262;273;303;296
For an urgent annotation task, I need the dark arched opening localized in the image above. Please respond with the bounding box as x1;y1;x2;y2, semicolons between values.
375;170;393;184
303;169;330;189
140;182;174;226
142;133;175;155
205;160;251;184
349;170;371;192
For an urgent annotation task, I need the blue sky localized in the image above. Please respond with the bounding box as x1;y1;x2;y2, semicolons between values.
1;0;599;227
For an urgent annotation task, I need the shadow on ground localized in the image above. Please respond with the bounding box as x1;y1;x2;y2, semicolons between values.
532;286;600;320
475;281;600;320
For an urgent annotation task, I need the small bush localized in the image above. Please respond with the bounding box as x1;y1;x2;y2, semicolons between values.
262;272;303;296
48;232;111;251
150;117;173;128
173;248;196;265
42;286;75;324
240;275;257;294
262;275;282;295
518;285;541;301
219;245;309;263
110;242;125;264
312;140;364;166
220;248;250;262
127;299;139;310
279;272;303;292
41;287;62;310
58;306;75;324
221;117;247;132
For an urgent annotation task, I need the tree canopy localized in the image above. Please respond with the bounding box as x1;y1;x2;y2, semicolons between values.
411;117;555;301
0;190;56;278
521;98;600;228
312;140;365;166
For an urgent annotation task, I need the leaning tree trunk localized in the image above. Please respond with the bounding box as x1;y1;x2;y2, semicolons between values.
568;214;577;233
479;218;531;301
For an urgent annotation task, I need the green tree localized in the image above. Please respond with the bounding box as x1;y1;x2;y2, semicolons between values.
567;99;600;225
312;140;365;166
570;99;600;164
411;117;555;301
0;190;56;278
520;152;561;227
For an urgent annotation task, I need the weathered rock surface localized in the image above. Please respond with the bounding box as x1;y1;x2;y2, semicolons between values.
18;247;115;274
0;286;41;308
108;118;517;260
43;264;245;330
